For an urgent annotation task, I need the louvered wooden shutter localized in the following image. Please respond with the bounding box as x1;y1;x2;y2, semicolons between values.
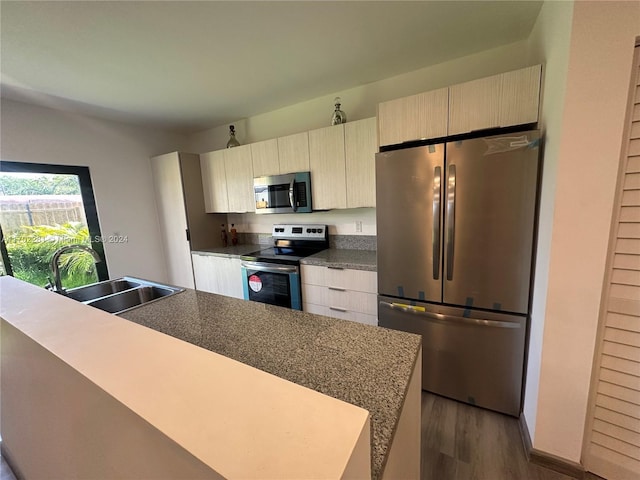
583;45;640;480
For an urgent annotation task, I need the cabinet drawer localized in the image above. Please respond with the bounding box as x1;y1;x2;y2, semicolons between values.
326;307;378;326
301;265;325;286
303;302;328;317
327;288;377;315
325;268;377;293
301;283;326;305
302;264;377;292
305;301;378;326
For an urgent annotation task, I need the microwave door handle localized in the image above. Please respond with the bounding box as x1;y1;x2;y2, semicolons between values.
289;179;298;212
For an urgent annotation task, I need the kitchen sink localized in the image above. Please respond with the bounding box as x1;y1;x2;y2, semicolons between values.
85;286;176;314
66;279;141;302
63;277;183;314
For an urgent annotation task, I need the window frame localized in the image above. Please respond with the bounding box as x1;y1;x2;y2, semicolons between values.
0;161;109;282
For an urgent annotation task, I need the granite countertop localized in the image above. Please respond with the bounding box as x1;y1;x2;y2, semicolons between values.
192;243;378;272
301;248;377;272
191;244;262;258
121;290;420;480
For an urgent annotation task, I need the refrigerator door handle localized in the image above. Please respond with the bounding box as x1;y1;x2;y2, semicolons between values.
432;166;441;280
446;164;456;281
379;301;520;329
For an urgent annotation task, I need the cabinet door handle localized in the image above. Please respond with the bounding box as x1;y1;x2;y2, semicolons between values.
327;266;344;270
329;306;347;313
328;286;345;292
185;229;191;242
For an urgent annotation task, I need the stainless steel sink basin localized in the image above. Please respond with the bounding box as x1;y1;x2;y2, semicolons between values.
85;286;175;314
63;277;183;314
66;279;141;302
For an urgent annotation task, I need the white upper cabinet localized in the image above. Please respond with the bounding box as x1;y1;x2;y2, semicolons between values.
377;88;449;147
449;76;502;134
198;66;541;214
499;65;542;128
345;117;377;208
224;144;254;212
201;119;377;213
309;124;347;210
200;150;228;213
378;65;541;144
251;138;280;177
449;64;541;135
277;132;310;174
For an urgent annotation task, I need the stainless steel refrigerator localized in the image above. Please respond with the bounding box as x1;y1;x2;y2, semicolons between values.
376;130;540;416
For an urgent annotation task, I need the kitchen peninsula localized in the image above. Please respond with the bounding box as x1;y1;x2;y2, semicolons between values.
0;276;421;480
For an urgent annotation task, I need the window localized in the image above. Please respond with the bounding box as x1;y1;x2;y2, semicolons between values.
0;161;108;289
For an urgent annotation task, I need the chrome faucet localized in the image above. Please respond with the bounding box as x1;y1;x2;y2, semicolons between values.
49;244;101;294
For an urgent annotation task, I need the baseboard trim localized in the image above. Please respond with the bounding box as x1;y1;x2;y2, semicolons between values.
518;413;533;456
518;414;586;479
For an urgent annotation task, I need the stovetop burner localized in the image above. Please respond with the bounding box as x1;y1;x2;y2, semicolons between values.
241;224;329;265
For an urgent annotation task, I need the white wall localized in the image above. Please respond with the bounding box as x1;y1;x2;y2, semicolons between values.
529;1;639;463
522;0;574;444
187;40;533;153
0;99;188;282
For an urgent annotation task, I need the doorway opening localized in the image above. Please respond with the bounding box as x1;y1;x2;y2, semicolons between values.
0;161;108;289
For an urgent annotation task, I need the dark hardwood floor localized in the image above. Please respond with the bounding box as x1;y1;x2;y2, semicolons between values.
0;394;605;480
421;391;603;480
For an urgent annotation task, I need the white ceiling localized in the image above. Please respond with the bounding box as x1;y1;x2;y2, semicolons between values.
1;1;543;133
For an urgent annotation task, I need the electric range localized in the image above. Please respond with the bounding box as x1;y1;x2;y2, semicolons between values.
239;224;329;310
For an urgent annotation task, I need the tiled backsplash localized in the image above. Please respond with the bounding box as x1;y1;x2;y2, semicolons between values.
237;232;272;245
237;232;376;251
329;235;376;251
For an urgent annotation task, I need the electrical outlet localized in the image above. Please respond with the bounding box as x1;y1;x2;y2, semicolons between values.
355;221;363;233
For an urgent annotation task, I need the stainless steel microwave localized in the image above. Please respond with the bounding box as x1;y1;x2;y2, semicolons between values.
254;172;312;214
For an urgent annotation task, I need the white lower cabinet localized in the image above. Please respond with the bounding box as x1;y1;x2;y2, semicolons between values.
301;264;377;326
192;253;244;299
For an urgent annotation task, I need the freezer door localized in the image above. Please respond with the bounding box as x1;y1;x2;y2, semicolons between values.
376;145;444;303
443;131;540;314
378;295;526;416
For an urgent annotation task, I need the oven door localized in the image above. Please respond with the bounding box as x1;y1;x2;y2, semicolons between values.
240;261;302;310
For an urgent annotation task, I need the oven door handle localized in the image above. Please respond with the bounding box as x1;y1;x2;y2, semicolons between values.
241;261;298;274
